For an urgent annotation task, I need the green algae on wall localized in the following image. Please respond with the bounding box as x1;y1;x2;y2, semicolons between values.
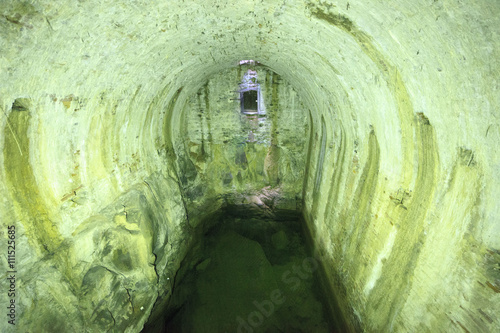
174;65;309;222
310;5;416;186
264;71;281;186
304;5;446;331
4;100;63;254
0;0;499;332
303;4;498;331
365;113;438;331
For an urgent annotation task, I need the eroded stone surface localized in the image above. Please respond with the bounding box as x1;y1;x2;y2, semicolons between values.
0;0;499;332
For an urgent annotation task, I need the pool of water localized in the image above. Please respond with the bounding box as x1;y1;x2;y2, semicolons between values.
144;210;346;332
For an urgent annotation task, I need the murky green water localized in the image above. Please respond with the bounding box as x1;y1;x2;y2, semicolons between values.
145;210;345;332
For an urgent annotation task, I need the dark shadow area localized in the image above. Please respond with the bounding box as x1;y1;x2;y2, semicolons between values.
242;90;258;112
143;208;348;333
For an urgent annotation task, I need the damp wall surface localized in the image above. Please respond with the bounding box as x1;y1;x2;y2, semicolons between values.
0;0;499;332
300;3;500;331
175;65;309;226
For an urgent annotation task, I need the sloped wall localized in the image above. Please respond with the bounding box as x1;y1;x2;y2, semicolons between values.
301;2;500;332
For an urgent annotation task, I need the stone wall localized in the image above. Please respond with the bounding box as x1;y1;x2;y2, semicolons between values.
0;0;498;332
174;65;308;226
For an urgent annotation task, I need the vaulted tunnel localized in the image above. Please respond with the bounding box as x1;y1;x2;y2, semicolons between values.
1;1;499;332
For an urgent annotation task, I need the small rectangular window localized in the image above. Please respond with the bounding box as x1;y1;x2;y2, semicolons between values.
242;90;258;113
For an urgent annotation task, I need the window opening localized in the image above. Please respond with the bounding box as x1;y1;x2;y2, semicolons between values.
237;60;268;143
242;90;258;111
239;69;264;116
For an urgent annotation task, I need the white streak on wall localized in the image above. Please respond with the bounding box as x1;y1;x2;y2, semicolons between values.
364;227;397;296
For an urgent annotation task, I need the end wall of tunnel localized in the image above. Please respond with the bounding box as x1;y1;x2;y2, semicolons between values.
173;65;309;225
0;0;499;332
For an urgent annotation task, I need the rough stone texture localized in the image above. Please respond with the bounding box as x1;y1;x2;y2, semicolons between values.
0;0;499;332
176;65;308;226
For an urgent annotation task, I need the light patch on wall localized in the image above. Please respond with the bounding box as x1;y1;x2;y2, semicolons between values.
314;117;327;193
363;228;397;296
